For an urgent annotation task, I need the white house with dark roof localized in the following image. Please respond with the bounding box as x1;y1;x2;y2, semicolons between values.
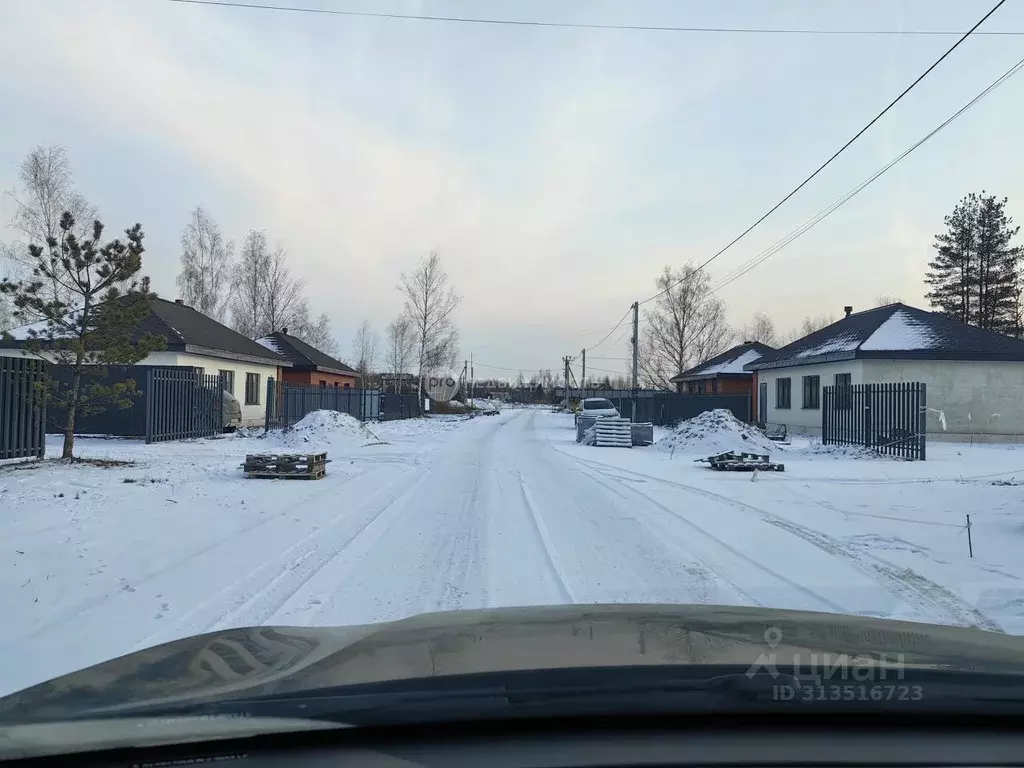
0;298;290;427
746;303;1024;442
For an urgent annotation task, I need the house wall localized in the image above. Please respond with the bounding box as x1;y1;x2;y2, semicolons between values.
756;360;866;434
678;377;753;396
281;368;358;388
863;359;1024;441
140;351;280;427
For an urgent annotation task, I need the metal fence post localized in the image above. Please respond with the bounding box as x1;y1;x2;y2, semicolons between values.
919;383;927;461
144;368;155;444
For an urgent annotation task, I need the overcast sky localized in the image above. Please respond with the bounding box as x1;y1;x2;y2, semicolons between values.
2;0;1023;380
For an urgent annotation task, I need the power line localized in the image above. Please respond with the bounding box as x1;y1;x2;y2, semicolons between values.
637;0;1009;307
165;0;1024;36
707;51;1024;296
577;306;633;357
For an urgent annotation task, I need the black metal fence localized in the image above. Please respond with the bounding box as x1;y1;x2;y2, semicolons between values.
265;380;420;429
0;357;46;460
145;368;223;444
46;364;151;437
380;392;422;421
822;382;927;460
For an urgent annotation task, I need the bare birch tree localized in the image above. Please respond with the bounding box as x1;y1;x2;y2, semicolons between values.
638;264;732;391
230;233;309;339
230;230;270;338
263;245;308;335
351;319;380;383
385;314;416;390
295;311;338;356
3;145;98;308
397;251;461;398
738;311;779;346
176;206;234;321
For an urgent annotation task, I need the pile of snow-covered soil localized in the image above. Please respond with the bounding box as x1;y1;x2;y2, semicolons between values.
656;409;780;456
264;410;374;452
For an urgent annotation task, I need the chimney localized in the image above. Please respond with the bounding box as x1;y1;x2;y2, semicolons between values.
175;298;184;305
844;305;853;317
282;327;288;335
744;340;754;345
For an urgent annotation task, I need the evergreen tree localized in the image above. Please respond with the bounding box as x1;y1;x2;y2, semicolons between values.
975;194;1021;333
0;213;165;459
926;192;1022;332
926;193;978;325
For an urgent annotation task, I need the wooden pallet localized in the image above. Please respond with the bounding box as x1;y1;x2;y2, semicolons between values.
245;467;326;481
702;451;784;472
243;452;328;479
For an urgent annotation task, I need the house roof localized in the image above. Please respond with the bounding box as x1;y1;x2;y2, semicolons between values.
2;298;290;367
141;299;290;366
256;331;357;376
747;303;1024;371
671;341;775;382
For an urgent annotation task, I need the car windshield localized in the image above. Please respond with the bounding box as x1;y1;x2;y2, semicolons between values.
3;0;1024;756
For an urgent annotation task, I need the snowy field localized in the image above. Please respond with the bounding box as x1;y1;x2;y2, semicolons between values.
2;405;1024;696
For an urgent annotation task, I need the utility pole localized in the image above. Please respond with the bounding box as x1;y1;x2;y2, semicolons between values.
581;349;586;392
470;352;474;407
562;356;571;409
630;301;639;422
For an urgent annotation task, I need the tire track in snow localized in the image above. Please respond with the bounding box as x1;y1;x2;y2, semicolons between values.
562;464;758;607
516;472;577;604
0;464;383;654
571;463;848;614
563;452;1001;632
135;468;433;647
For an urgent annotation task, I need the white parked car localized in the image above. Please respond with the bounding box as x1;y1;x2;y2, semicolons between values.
576;397;620;424
222;389;243;431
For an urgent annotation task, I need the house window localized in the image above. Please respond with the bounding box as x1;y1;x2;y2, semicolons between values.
219;370;234;395
245;373;260;405
802;375;820;409
776;377;791;409
343;383;351;389
319;380;327;388
835;372;852;410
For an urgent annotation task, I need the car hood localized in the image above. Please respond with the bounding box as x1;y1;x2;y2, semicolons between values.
3;603;1023;722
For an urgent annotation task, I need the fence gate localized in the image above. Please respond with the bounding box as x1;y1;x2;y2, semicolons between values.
0;357;46;460
822;382;927;460
379;392;422;421
145;368;223;444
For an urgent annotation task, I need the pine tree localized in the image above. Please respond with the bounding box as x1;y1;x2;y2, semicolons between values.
926;193;978;325
925;192;1022;332
975;193;1021;333
0;213;165;459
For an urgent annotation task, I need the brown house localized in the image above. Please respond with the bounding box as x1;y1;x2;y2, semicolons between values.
670;341;775;397
256;329;359;388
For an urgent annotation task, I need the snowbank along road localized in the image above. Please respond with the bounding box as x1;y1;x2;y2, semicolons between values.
3;406;1024;696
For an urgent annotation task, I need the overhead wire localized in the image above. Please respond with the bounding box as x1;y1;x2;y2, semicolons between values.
577;306;633;358
166;0;1024;36
706;51;1024;296
637;0;1009;307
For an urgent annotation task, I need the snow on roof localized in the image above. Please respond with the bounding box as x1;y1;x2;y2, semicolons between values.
256;336;283;354
5;311;84;341
795;334;861;358
860;309;941;351
696;348;763;375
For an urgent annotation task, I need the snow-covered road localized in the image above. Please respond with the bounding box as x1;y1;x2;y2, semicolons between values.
3;406;1023;695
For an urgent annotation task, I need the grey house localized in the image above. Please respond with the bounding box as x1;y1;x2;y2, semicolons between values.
746;303;1024;441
